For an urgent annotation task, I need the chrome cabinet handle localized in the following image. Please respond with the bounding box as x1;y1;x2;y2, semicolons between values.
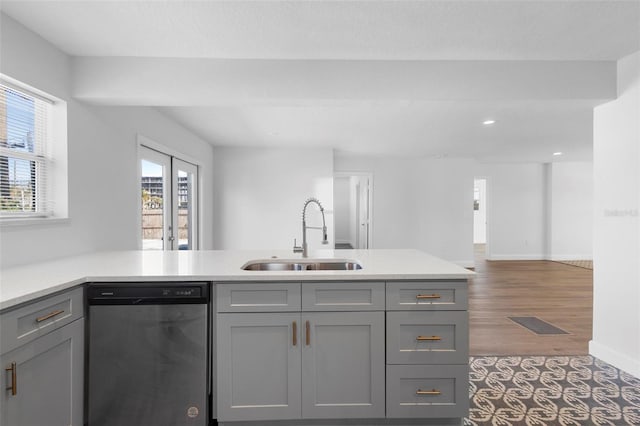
35;309;64;323
5;362;17;396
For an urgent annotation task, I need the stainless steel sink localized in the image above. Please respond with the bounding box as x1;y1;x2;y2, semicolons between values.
242;259;363;271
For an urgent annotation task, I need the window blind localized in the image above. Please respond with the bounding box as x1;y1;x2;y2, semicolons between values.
0;82;54;217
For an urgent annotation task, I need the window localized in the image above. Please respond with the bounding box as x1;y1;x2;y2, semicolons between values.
0;78;65;220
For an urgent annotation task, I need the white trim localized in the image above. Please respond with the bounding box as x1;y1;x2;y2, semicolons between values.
547;255;594;261
0;217;70;228
172;158;199;250
486;254;547;261
137;134;200;167
0;74;57;104
474;175;491;260
589;339;640;378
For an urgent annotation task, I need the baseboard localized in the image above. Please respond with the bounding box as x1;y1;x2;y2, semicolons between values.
589;340;640;378
548;255;593;261
486;254;546;261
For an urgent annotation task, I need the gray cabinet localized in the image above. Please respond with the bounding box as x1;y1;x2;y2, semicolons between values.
0;288;84;426
216;282;385;422
385;280;469;419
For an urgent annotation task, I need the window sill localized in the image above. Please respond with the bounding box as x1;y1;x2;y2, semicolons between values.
0;217;70;229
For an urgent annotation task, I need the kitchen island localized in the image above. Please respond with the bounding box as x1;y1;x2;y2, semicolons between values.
1;249;473;426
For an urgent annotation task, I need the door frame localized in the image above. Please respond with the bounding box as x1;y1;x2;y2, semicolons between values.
172;158;199;250
137;135;202;250
333;172;374;249
473;176;491;261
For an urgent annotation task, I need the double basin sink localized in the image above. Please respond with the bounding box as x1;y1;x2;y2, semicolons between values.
242;258;363;271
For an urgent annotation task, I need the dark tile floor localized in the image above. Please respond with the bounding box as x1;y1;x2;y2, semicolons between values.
466;356;640;426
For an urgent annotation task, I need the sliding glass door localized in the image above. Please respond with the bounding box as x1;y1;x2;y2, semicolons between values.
140;146;198;250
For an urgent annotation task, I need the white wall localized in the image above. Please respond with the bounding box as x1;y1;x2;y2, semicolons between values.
333;176;351;245
334;154;421;250
417;159;474;266
334;154;474;266
475;163;547;260
212;147;334;253
0;14;214;268
548;162;593;260
591;51;640;377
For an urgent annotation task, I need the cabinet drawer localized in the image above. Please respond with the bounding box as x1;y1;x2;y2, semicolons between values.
216;283;301;312
301;282;385;311
386;311;468;364
0;287;84;355
386;365;469;418
386;280;467;311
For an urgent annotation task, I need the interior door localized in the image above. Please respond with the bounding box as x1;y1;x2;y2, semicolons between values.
357;177;370;249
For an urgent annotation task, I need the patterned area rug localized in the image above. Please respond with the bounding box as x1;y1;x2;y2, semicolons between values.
466;356;640;425
554;260;593;270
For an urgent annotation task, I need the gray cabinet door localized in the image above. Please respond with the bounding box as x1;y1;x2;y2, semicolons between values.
0;318;84;426
217;313;301;421
301;312;385;419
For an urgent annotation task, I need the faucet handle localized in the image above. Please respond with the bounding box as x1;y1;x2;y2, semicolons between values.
293;238;303;253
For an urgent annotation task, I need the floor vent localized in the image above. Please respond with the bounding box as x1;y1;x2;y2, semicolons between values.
508;316;569;335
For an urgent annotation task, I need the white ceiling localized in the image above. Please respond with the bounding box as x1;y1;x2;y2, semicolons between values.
2;0;639;162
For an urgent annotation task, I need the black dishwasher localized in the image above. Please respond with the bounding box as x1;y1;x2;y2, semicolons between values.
87;283;210;426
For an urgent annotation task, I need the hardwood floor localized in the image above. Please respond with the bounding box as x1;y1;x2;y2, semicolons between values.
469;245;593;355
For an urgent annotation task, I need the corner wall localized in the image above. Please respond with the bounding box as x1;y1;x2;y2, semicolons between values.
0;14;214;268
591;50;640;377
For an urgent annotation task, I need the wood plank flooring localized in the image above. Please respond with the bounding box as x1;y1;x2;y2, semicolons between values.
469;245;593;355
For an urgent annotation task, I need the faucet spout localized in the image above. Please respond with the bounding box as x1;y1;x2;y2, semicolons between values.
295;197;328;257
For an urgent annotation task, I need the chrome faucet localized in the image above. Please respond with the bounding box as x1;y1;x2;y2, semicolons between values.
293;197;328;257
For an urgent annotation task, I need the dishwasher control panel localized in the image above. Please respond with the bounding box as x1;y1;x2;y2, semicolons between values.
87;283;209;304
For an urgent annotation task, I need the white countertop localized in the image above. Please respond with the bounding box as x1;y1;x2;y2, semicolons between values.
0;249;474;311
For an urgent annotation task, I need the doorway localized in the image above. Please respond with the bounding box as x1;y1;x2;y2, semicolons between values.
473;178;487;258
333;173;373;250
139;145;199;250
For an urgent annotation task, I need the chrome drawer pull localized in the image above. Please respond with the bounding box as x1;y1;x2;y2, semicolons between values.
5;362;17;396
416;335;441;341
35;309;65;323
416;294;440;300
416;389;441;396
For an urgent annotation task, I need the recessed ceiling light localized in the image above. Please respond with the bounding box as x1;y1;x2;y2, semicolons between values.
483;120;496;125
553;152;563;156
